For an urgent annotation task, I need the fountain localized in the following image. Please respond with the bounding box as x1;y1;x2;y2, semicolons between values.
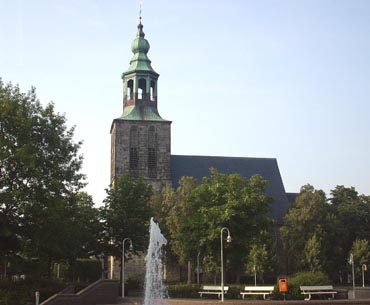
143;217;168;305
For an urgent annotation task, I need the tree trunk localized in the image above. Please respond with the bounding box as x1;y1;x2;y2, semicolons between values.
47;256;52;279
236;273;241;284
187;261;192;284
120;256;123;295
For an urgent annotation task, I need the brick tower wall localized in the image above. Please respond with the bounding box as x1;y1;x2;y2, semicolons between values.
110;119;172;191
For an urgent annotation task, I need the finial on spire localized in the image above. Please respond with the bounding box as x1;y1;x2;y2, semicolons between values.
139;0;143;24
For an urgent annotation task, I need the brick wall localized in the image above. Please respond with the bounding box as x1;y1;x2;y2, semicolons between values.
110;119;172;191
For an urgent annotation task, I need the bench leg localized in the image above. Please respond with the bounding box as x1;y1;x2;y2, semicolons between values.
304;294;311;301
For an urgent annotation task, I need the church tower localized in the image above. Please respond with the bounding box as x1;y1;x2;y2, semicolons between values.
110;19;172;192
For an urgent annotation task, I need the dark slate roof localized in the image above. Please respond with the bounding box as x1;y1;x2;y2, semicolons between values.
171;155;290;225
286;192;299;206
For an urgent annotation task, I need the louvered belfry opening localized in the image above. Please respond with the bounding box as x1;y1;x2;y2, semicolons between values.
129;126;139;176
148;126;157;178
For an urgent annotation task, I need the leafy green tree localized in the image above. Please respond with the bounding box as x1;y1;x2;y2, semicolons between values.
164;168;275;282
0;209;20;276
304;233;323;272
330;186;370;262
162;176;198;264
101;174;153;289
151;176;197;268
101;174;153;258
62;192;102;279
330;185;359;206
22;192;101;277
0;80;94;277
280;184;341;273
245;244;272;283
351;239;370;273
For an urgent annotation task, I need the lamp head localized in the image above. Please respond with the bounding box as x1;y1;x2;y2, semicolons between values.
349;253;353;264
226;234;232;243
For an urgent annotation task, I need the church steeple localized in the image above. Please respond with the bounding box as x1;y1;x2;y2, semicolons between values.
110;17;171;190
120;20;164;121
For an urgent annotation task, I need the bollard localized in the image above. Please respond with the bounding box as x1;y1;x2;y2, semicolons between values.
35;291;40;305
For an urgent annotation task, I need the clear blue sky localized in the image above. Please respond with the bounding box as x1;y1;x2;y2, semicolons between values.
1;0;370;205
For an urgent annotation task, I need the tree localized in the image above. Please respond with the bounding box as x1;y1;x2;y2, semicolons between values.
304;233;323;272
280;185;341;273
151;176;197;268
161;176;198;264
64;193;102;268
101;174;153;258
330;186;370;262
351;239;370;268
0;79;88;277
245;244;271;284
164;168;275;282
330;185;359;206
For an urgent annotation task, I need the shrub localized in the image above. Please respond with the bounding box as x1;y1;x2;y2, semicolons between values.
283;271;331;300
167;284;245;299
167;284;199;298
0;278;91;305
228;285;244;299
0;278;65;305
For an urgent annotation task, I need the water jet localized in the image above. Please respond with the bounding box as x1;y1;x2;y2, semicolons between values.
143;217;168;305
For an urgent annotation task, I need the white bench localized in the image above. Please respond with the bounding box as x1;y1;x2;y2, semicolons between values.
240;286;274;300
198;285;229;299
300;285;337;301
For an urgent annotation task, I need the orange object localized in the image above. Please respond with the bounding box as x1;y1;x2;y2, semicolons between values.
279;278;288;293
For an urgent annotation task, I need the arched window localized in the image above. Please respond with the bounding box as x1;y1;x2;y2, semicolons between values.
138;78;146;99
127;79;134;100
147;126;157;178
129;126;139;173
150;80;155;101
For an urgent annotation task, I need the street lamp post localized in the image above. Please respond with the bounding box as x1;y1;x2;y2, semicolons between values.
362;264;367;288
122;238;133;298
350;253;355;299
253;265;256;286
197;251;201;286
220;227;232;302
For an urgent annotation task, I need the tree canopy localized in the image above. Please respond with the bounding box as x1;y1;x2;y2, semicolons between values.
281;184;370;280
100;174;153;259
0;80;99;278
158;168;276;281
2;78;370;284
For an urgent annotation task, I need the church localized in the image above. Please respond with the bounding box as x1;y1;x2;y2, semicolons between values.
109;19;294;280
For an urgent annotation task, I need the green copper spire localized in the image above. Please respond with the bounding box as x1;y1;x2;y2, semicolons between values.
124;22;158;75
118;20;167;122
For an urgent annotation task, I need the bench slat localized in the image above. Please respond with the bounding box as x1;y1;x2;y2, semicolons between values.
302;291;337;294
243;286;274;291
300;285;334;291
201;286;229;290
300;285;336;301
240;286;274;300
198;286;229;299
